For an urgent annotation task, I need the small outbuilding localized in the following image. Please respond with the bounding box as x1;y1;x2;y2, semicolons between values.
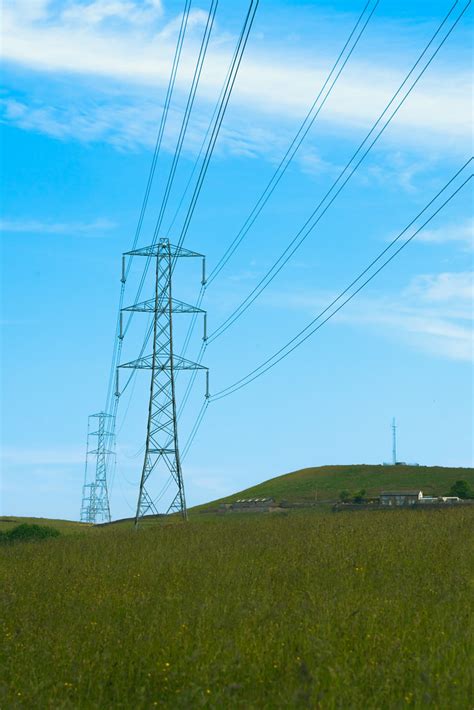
380;490;423;507
218;498;277;514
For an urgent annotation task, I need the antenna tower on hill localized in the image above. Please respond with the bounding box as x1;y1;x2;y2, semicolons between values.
392;417;397;466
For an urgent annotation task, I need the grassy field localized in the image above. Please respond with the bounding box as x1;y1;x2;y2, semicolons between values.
0;516;89;534
1;507;473;708
194;464;474;511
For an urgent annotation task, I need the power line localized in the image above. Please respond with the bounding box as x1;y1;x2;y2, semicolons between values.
177;0;379;374
175;0;260;253
170;167;472;455
166;0;260;357
147;1;470;463
164;59;236;239
103;0;192;414
115;0;260;472
207;0;470;344
106;0;219;473
112;2;259;517
209;167;472;401
100;0;191;512
126;0;193;275
123;0;219;340
206;0;379;286
116;0;258;424
182;399;209;459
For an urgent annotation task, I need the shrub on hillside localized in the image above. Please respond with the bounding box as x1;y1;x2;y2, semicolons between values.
449;480;473;499
353;489;367;504
0;523;60;544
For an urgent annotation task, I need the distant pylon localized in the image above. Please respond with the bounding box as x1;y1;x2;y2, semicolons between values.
392;417;397;465
119;238;208;525
80;412;114;523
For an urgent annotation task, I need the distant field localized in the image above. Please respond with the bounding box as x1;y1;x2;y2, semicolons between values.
1;507;473;708
0;516;90;534
193;464;474;511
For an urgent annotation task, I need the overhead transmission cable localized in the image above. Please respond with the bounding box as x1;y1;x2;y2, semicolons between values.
114;1;260;479
173;0;466;447
103;0;193;500
164;61;235;239
176;0;379;414
170;0;259;359
118;0;258;400
120;0;258;415
206;0;379;286
178;165;472;453
122;0;219;339
167;0;260;452
109;0;221;467
178;0;378;362
206;0;470;344
103;0;192;416
175;0;259;254
168;1;471;463
210;163;472;400
125;0;193;280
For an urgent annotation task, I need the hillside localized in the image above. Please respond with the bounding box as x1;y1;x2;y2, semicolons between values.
0;516;90;534
193;464;474;511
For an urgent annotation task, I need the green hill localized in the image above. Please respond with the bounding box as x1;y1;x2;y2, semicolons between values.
193;464;474;510
0;516;90;535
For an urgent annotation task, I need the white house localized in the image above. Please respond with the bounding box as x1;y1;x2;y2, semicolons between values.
380;490;423;506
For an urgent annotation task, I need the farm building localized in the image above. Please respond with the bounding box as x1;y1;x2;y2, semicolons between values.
380;490;423;507
418;496;460;504
218;498;277;514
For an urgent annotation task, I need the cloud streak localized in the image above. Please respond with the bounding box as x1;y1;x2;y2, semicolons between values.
416;217;473;250
269;271;474;362
0;217;117;235
1;446;86;466
1;0;471;157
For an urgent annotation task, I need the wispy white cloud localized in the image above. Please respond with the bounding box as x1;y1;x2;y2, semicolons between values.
0;217;116;235
416;217;473;250
1;447;86;466
270;271;473;362
0;0;471;157
61;0;163;27
0;93;290;163
363;151;435;192
406;271;473;304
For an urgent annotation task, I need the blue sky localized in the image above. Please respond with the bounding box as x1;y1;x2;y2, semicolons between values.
1;0;472;521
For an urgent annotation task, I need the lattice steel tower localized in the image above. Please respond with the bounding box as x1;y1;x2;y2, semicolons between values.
80;412;114;523
119;238;208;525
392;417;397;465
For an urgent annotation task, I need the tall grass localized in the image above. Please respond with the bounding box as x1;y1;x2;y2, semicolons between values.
1;508;472;708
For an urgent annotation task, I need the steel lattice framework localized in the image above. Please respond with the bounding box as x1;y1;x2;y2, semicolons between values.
119;238;207;525
80;412;114;523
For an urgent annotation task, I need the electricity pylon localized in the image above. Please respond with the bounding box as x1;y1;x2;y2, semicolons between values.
80;412;114;523
119;238;208;525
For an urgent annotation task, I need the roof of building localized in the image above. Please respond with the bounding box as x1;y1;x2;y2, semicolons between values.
380;490;422;496
233;498;273;503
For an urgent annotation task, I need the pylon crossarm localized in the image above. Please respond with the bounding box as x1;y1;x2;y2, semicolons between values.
119;354;207;370
122;297;205;314
125;243;203;259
